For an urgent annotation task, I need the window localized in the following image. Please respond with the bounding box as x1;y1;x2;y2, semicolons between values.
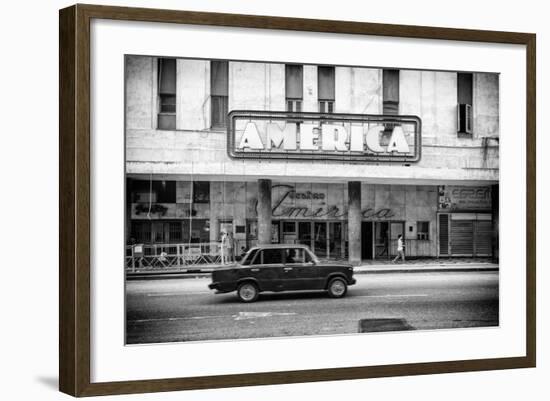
318;66;335;113
182;219;209;243
130;220;182;244
157;58;177;130
457;72;473;135
417;221;430;240
131;180;176;203
383;69;400;115
284;248;311;264
211;60;228;129
260;249;284;265
130;221;152;244
246;220;258;240
192;181;210;203
169;222;182;243
282;221;296;234
383;69;400;134
285;64;303;112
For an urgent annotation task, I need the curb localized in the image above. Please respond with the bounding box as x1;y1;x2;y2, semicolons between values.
126;265;498;280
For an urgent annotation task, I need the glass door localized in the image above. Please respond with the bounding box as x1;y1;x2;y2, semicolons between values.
298;221;312;248
328;222;343;259
282;221;297;244
375;221;389;258
313;222;328;258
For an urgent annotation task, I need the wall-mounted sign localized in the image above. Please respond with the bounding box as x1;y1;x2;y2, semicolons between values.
228;110;421;162
253;184;395;220
438;185;492;211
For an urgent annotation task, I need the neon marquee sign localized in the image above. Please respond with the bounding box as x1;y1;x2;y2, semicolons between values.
228;110;421;163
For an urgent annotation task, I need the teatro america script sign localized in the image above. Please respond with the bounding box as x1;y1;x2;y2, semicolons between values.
227;110;421;162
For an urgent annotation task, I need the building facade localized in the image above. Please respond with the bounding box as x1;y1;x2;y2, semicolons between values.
125;56;499;264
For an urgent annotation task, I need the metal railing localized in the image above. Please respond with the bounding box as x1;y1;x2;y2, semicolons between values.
126;242;230;271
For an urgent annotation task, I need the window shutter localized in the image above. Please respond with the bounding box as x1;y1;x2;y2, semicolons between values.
439;214;449;256
450;220;474;256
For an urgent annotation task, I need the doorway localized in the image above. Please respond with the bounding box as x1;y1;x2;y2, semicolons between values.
361;222;373;259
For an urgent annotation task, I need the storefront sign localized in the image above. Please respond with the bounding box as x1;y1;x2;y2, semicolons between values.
228;111;421;162
438;185;492;211
256;184;395;219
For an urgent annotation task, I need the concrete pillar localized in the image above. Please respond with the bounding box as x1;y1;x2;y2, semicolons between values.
491;184;499;263
209;182;220;243
348;181;362;265
257;179;272;245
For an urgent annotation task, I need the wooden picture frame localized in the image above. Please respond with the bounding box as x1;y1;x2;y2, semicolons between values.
59;3;536;397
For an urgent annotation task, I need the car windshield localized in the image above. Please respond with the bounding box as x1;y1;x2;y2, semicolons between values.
240;248;258;266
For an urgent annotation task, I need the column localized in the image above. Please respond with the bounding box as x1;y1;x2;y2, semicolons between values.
257;179;272;245
348;181;362;265
491;184;499;263
209;182;220;244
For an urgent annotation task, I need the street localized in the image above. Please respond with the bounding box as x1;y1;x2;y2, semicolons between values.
126;270;499;344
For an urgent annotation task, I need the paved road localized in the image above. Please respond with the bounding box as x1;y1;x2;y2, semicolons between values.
126;271;499;344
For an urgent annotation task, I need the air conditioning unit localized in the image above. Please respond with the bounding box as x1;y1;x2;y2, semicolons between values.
457;103;473;135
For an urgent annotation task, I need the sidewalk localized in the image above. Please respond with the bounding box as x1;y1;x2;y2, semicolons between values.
126;258;498;279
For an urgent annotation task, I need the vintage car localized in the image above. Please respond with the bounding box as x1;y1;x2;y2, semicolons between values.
208;244;356;302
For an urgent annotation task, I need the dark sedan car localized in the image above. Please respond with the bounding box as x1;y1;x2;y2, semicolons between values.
208;244;356;302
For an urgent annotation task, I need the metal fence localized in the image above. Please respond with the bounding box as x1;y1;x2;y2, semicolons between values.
126;242;226;271
125;238;433;271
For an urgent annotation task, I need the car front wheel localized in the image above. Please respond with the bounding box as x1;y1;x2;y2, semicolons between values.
237;282;259;302
327;277;347;298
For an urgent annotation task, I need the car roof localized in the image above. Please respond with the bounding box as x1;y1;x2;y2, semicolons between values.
248;244;311;251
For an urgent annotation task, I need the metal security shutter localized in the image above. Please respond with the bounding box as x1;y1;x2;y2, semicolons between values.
474;221;492;256
439;214;449;256
450;220;474;256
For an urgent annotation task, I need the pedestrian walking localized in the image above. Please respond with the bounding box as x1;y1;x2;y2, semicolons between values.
226;232;235;263
392;234;405;263
220;230;227;265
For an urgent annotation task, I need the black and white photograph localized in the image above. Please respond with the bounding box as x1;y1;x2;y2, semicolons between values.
124;56;500;345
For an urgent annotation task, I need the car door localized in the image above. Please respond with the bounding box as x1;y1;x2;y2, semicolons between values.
245;248;284;292
282;248;324;290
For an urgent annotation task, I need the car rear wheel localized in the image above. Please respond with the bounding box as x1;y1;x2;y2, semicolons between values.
327;277;347;298
237;282;259;302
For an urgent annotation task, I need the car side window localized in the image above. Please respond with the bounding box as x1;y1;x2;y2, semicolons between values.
261;249;283;265
285;248;308;264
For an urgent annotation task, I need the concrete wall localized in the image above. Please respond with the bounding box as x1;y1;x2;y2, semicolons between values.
230;62;285;111
303;65;318;112
177;59;210;131
125;56;155;130
335;67;381;114
125;56;499;184
474;72;500;138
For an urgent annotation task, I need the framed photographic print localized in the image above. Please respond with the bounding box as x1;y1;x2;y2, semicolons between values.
59;4;536;397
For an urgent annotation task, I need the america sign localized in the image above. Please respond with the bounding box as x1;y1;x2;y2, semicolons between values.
227;111;421;163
